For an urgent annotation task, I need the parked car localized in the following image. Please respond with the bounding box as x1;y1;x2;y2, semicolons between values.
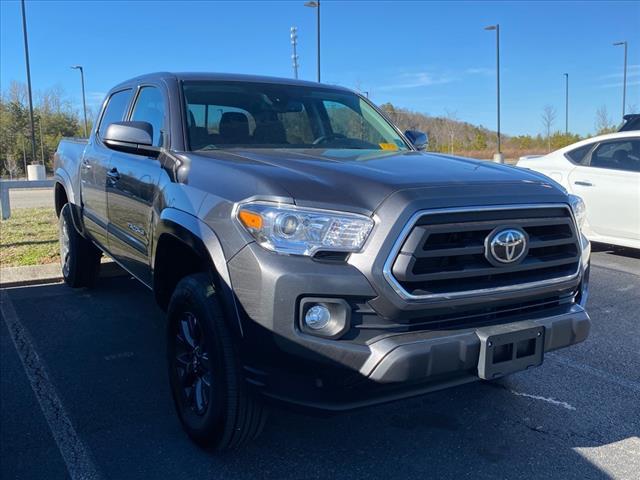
518;154;543;162
517;131;640;250
54;72;591;449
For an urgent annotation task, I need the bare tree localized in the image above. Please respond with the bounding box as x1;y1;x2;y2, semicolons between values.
444;109;459;154
7;81;27;105
595;105;614;134
5;154;19;179
541;105;557;152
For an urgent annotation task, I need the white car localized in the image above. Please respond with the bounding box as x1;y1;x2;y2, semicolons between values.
517;131;640;250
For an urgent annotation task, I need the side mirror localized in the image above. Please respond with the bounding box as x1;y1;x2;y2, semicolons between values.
103;121;160;157
405;130;429;151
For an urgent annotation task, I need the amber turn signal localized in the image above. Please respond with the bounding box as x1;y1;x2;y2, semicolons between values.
238;209;263;230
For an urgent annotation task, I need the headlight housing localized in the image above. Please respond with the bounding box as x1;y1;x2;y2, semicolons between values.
236;202;374;256
569;194;586;230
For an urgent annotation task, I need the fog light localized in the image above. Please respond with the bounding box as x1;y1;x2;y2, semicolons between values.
304;304;331;330
300;298;351;339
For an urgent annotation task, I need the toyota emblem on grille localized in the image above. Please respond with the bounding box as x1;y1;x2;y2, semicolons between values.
486;228;529;265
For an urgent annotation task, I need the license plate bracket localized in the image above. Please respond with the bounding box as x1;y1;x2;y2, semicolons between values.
476;323;545;380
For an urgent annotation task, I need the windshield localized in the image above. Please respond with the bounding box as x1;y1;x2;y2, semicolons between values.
182;81;410;151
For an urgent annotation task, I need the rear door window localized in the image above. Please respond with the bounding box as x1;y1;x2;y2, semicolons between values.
98;89;132;139
589;140;640;172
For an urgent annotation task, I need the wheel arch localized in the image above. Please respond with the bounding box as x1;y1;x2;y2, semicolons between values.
54;168;77;207
54;180;86;237
54;181;68;217
153;209;244;337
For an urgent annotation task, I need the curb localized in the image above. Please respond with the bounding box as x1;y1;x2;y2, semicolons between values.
0;261;126;288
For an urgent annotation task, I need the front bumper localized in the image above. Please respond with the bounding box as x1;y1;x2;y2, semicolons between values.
363;305;589;384
228;239;591;411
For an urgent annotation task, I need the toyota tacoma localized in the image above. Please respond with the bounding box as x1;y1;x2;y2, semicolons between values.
54;72;591;449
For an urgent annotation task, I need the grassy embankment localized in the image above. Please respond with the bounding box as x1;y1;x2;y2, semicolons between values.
0;207;59;267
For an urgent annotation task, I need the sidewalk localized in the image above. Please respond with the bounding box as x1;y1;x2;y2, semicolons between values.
0;261;125;288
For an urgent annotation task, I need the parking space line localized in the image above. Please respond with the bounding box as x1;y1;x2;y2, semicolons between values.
548;353;640;394
509;390;577;410
0;290;103;480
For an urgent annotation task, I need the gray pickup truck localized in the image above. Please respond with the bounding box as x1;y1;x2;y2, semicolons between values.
54;72;591;449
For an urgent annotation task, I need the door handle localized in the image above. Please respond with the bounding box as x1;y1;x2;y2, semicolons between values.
574;181;593;187
81;159;92;170
106;168;120;181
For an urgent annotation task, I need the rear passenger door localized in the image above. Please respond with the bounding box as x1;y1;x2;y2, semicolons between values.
80;89;132;248
106;85;167;285
568;138;640;241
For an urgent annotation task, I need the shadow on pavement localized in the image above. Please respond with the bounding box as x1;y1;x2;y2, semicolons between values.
591;242;640;259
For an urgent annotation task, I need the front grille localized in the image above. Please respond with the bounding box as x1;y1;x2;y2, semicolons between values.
386;205;581;299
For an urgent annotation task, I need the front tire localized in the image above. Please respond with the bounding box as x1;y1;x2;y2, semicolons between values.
167;273;267;449
59;204;102;288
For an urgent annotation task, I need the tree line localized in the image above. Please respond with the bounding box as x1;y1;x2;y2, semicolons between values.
0;80;631;178
380;102;626;159
0;81;94;178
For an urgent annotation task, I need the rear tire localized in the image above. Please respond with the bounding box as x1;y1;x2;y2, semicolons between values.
59;203;102;288
167;273;267;449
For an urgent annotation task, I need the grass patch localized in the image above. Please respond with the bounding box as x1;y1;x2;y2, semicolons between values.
0;207;59;267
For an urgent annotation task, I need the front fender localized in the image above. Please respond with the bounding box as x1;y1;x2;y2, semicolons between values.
154;208;244;336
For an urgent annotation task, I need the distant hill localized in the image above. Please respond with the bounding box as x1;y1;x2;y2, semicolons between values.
379;103;582;160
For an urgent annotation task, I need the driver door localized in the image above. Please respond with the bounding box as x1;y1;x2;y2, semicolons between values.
106;85;167;285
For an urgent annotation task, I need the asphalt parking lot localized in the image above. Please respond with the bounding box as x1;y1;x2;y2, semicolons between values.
1;248;639;480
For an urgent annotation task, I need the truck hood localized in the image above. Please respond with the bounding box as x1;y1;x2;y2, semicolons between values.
194;148;563;213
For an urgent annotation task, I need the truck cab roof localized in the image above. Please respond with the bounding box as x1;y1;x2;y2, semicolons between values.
111;71;350;92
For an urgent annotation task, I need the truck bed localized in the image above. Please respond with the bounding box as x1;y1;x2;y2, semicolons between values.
54;137;88;207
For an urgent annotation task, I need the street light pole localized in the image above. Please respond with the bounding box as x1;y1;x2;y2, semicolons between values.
21;136;28;177
39;118;45;164
304;1;320;82
613;41;628;121
290;27;299;79
484;24;501;160
20;0;38;166
564;73;569;134
71;65;88;137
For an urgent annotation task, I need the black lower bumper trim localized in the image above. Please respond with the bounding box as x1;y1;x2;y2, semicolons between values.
365;305;590;384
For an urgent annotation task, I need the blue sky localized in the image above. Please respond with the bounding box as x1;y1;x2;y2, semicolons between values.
1;0;638;136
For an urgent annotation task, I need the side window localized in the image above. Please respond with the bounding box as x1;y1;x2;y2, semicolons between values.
186;104;256;148
323;100;387;146
130;87;165;147
277;106;314;144
589;140;640;172
98;89;132;139
565;144;592;165
199;105;256;135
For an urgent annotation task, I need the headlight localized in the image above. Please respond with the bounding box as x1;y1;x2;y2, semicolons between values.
569;194;586;230
236;202;374;256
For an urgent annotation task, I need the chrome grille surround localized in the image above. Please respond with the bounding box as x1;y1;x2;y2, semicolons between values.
382;204;582;301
